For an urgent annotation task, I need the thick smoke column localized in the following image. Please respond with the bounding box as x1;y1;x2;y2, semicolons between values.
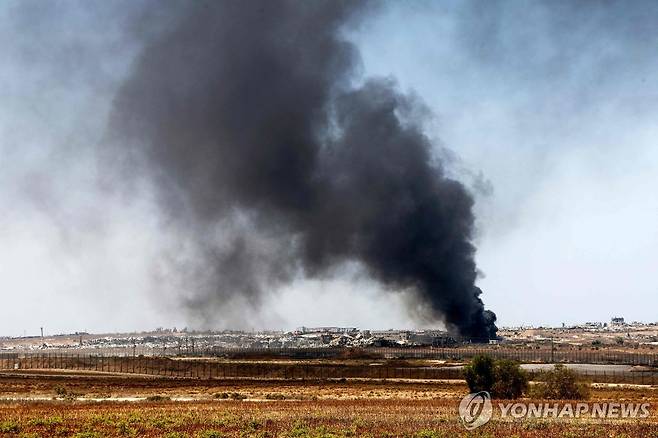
107;1;497;339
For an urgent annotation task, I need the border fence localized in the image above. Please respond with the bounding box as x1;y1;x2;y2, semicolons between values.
5;346;656;365
0;351;657;385
203;346;658;366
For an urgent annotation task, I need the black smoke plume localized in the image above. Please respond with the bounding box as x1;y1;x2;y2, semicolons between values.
106;1;497;340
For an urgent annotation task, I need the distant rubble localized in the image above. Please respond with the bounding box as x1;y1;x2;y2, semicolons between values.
2;318;657;352
0;327;458;352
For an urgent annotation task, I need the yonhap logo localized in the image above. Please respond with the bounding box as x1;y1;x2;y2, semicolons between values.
457;394;651;430
459;391;493;430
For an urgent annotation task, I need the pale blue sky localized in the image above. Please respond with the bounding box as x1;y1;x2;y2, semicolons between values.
0;1;656;336
351;1;658;327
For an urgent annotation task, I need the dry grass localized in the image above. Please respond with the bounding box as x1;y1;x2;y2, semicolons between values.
1;369;657;437
1;398;657;437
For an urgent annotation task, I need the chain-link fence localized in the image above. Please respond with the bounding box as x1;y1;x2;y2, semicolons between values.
1;352;657;384
3;346;657;365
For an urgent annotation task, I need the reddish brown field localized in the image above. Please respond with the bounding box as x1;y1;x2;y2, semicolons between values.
1;369;657;437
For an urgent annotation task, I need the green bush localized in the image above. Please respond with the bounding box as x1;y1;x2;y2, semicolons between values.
463;355;528;399
463;356;496;394
530;364;590;400
493;359;528;399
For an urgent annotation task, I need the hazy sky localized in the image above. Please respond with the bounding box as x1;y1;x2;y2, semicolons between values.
1;1;656;336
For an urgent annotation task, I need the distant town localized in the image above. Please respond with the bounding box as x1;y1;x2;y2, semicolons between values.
1;317;657;352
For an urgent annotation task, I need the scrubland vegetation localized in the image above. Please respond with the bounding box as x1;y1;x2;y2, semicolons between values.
1;396;657;437
0;356;655;437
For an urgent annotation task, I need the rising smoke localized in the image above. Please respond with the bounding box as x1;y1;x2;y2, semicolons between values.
106;1;497;339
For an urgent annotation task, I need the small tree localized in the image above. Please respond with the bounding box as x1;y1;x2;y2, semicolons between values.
464;355;496;394
531;364;590;400
464;356;528;399
493;359;528;399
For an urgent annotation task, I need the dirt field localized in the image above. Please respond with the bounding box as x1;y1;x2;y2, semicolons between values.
1;368;658;437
